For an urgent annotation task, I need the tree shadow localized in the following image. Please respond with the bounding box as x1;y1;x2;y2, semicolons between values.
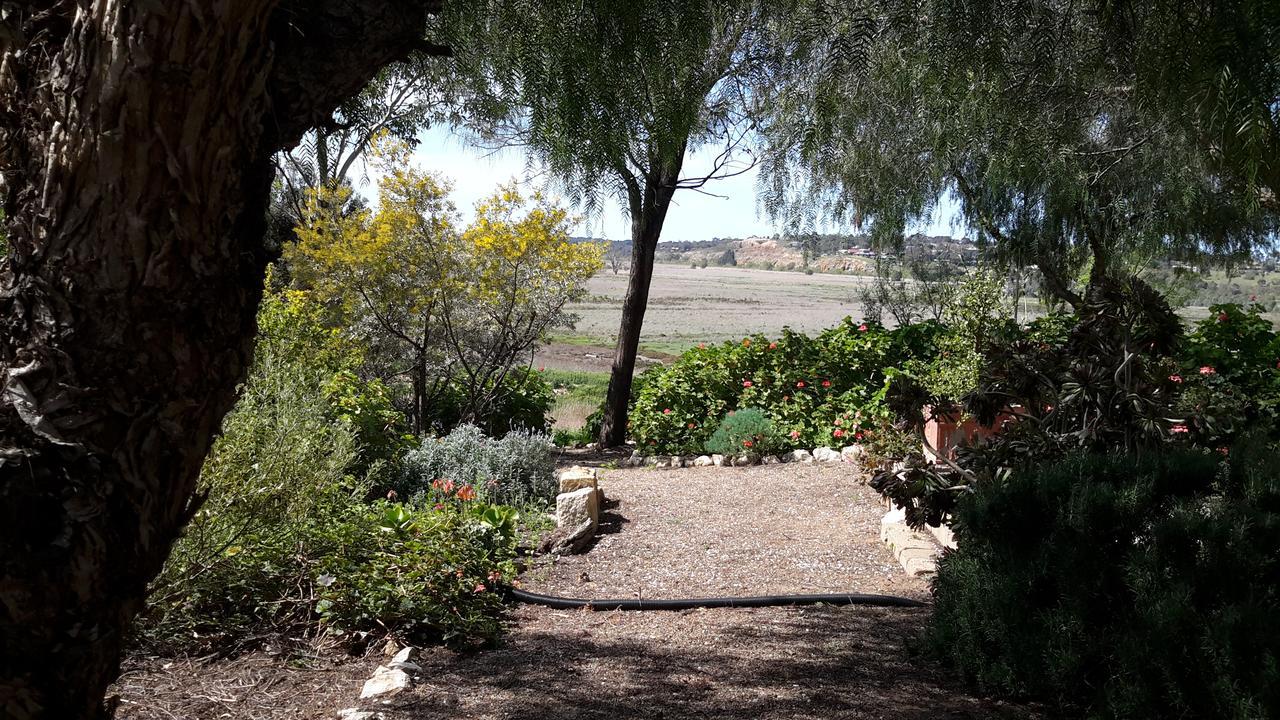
395;606;1047;719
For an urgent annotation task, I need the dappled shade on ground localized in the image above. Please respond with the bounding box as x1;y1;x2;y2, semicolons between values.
114;464;1042;719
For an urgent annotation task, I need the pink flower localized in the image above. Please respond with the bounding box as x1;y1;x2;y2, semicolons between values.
743;380;754;387
858;323;869;332
1170;423;1189;434
488;570;502;581
663;408;672;415
796;380;806;388
1218;312;1229;323
821;380;831;388
834;418;843;426
1218;446;1230;456
538;366;545;372
698;343;706;349
1169;374;1183;383
789;430;801;439
434;503;445;511
833;429;845;438
687;422;696;429
769;342;777;350
474;583;486;593
855;432;864;441
1200;366;1216;376
1251;295;1258;302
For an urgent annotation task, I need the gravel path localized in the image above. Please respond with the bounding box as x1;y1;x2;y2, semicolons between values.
524;463;928;601
388;464;1042;719
116;464;1045;719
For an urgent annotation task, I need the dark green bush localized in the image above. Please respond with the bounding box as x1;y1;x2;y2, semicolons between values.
704;408;786;456
429;365;555;436
930;450;1280;718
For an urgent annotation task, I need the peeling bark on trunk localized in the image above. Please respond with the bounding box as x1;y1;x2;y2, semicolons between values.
598;172;678;447
0;2;438;717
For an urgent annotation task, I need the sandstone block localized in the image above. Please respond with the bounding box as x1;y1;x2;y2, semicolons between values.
556;486;599;530
558;466;599;494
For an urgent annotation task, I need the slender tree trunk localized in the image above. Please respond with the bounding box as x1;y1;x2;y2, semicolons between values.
0;3;436;717
598;173;678;447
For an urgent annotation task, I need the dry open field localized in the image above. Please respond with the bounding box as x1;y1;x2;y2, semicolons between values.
560;263;877;354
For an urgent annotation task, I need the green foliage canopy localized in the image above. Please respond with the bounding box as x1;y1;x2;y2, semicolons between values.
761;0;1280;304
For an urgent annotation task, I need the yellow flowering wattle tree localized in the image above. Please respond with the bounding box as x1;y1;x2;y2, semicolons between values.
289;142;601;434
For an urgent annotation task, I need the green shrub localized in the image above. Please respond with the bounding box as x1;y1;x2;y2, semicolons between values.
314;501;516;644
930;450;1280;718
396;424;557;508
429;365;555;436
704;408;786;456
628;319;943;453
553;426;595;447
143;288;515;653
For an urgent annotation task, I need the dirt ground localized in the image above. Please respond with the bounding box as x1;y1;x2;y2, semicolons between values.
113;464;1045;720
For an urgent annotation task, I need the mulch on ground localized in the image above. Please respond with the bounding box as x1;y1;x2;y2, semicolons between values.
114;464;1045;719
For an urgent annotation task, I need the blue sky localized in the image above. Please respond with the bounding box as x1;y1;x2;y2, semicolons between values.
408;125;965;241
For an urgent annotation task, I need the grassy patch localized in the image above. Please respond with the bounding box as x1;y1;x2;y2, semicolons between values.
543;369;610;429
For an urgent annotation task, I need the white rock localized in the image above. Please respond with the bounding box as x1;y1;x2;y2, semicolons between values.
390;646;415;665
880;506;907;541
556;486;599;530
733;454;757;466
787;449;814;463
668;455;686;468
558;466;599;493
711;454;727;467
585;442;599;450
841;445;866;463
359;665;410;699
762;455;782;465
693;455;714;466
813;446;842;463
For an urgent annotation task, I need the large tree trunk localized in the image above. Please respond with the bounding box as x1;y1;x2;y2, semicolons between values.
0;3;438;717
597;172;678;447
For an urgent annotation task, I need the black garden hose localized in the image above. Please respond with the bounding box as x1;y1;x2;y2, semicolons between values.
509;587;927;610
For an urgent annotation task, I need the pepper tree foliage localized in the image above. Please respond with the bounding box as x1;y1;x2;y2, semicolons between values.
438;0;791;445
760;0;1279;305
286;138;602;435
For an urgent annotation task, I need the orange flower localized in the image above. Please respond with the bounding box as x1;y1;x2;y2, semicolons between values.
742;338;751;347
457;485;477;501
742;439;754;448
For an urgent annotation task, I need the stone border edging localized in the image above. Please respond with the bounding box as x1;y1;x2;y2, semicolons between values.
879;507;942;577
622;444;867;468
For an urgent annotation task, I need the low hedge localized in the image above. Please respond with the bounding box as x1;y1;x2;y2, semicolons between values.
628;319;944;454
